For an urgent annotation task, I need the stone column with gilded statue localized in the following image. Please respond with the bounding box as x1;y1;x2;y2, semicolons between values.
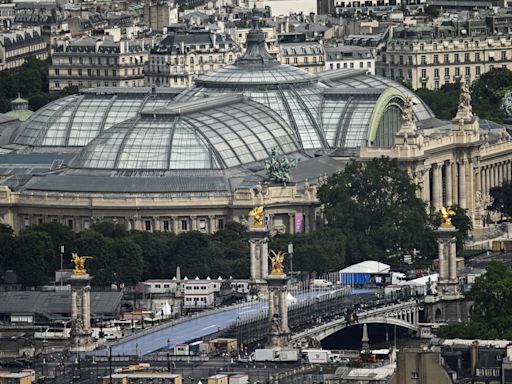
247;205;269;296
266;250;290;348
69;253;95;351
436;207;461;299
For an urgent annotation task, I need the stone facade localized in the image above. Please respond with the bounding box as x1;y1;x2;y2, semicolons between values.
49;36;149;90
0;26;47;71
144;30;240;88
379;27;512;90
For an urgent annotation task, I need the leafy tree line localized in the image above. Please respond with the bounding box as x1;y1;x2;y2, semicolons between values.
315;157;471;265
0;221;347;287
0;158;473;287
0;57;77;113
414;68;512;122
437;261;512;339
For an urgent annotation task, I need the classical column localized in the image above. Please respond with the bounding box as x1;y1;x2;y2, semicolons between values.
433;164;442;208
423;167;431;206
445;162;453;207
498;163;503;185
438;241;446;280
492;164;498;188
249;240;258;280
485;167;491;196
260;239;269;279
172;216;179;233
190;216;197;231
153;217;161;232
507;161;511;182
288;213;295;235
280;287;289;333
459;160;467;209
208;216;216;234
449;240;457;281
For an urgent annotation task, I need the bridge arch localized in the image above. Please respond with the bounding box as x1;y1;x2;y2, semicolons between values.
314;317;419;341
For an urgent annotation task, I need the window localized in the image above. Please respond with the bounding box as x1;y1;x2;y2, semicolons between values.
359;61;363;68
444;54;449;63
476;66;481;75
163;220;170;231
433;55;439;64
502;51;507;60
218;218;225;230
181;219;188;231
38;218;43;225
455;67;460;76
367;61;371;68
350;62;354;68
445;67;450;77
421;55;426;65
434;68;439;78
55;68;60;75
475;52;480;61
399;55;403;65
434;80;439;90
408;56;413;65
421;68;427;78
67;219;74;229
455;53;460;63
465;67;470;76
84;219;90;229
199;219;207;231
464;52;470;62
411;372;419;379
144;220;152;231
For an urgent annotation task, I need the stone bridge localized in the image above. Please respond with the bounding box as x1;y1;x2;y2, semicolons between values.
291;299;421;346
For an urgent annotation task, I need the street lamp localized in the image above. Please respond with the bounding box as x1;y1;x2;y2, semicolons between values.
288;241;294;282
167;339;171;372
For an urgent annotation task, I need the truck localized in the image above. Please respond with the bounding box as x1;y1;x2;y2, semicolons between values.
251;349;299;362
303;349;331;364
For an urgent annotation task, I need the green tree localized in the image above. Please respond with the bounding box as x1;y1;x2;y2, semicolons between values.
318;157;435;263
438;261;512;339
91;221;128;239
28;93;51;111
74;230;115;285
11;232;55;285
111;238;143;285
489;181;512;217
26;222;75;271
415;83;460;120
131;231;175;279
172;231;217;277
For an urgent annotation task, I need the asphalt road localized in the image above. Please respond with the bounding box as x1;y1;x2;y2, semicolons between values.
99;288;374;356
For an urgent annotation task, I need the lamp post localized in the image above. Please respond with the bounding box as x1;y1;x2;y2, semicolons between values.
167;339;171;372
108;345;113;384
288;242;294;290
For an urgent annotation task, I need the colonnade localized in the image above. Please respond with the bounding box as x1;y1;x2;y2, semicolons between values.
480;160;512;196
420;158;470;209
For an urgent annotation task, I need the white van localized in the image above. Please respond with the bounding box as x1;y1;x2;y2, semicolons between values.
311;279;333;289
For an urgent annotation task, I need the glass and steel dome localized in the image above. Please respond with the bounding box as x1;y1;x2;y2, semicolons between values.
71;95;300;170
12;88;180;149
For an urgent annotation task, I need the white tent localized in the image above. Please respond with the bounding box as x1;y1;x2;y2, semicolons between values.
159;301;172;318
286;292;297;304
340;260;391;274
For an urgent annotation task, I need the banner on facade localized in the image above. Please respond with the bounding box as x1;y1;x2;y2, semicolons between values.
294;212;304;233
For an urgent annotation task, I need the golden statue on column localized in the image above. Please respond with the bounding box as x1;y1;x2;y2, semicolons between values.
249;206;265;228
269;250;285;275
71;253;93;275
439;206;455;229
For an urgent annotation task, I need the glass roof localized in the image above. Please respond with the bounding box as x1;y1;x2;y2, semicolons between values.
195;63;317;87
13;92;179;148
71;98;301;170
321;73;435;121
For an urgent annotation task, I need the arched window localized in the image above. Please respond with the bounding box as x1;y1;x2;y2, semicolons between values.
374;104;403;147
